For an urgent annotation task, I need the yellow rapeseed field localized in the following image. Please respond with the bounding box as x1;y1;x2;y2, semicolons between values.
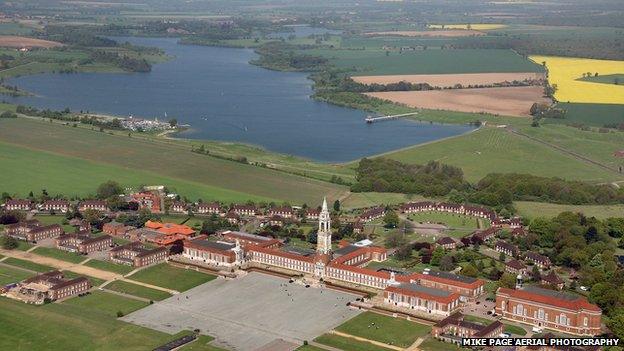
428;24;507;30
530;55;624;104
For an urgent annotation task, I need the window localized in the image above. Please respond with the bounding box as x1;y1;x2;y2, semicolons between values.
583;317;588;327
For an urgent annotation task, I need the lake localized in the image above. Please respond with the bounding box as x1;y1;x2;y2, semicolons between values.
4;37;474;162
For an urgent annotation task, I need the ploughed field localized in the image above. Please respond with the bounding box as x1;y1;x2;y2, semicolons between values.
366;86;550;117
0;35;63;48
352;72;545;88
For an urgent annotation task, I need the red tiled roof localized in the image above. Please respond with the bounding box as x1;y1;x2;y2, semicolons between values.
497;287;601;312
386;284;460;304
249;246;315;263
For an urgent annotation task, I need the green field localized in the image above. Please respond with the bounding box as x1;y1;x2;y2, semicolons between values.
335;312;431;347
579;73;624;85
127;263;216;292
550;103;624;127
0;264;34;285
462;314;527;336
295;345;326;351
0;22;35;35
0;297;196;351
314;334;393;351
105;280;172;301
64;290;148;317
515;201;624;219
517;124;624;171
3;257;55;273
84;259;135;275
31;247;85;264
0;118;348;204
385;127;623;183
341;36;455;49
304;48;544;75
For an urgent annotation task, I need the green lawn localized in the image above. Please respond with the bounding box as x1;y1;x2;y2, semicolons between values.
335;312;431;348
419;337;465;351
127;263;216;292
33;214;75;233
386;127;623;183
105;280;172;301
408;212;483;230
304;48;543;75
463;314;527;336
0;118;348;204
31;247;85;264
15;241;33;251
0;296;200;351
84;259;135;275
63;290;148;317
0;264;34;285
178;335;228;351
3;257;55;273
314;334;394;351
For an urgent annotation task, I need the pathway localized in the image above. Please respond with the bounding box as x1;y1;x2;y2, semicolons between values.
329;330;403;351
120;277;179;295
405;337;425;351
101;288;151;303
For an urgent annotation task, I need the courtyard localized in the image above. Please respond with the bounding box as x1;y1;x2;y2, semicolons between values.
121;272;363;351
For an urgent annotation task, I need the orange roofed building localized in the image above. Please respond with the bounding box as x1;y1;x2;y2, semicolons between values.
142;221;196;246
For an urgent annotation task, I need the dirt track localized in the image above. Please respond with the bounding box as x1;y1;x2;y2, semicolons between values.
0;35;63;48
365;86;550;117
352;72;545;87
364;30;485;37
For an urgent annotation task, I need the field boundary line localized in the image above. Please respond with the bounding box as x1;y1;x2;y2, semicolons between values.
101;287;151;302
120;277;179;295
329;330;403;350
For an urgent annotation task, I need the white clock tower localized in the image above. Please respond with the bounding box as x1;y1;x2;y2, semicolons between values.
316;197;332;254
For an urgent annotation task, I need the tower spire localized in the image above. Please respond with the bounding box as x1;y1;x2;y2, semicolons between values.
322;197;328;212
317;196;332;254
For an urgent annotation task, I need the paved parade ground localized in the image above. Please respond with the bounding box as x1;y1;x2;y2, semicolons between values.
121;272;363;351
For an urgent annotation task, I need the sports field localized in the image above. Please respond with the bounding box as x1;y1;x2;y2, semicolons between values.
314;334;393;351
408;212;483;230
0;118;348;204
366;86;549;117
334;311;431;347
530;55;624;104
385;127;623;183
126;263;216;292
305;49;544;75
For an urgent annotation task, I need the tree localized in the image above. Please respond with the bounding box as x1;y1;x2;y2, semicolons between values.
385;231;407;248
498;273;517;289
168;118;178;127
439;255;455;271
383;210;399;228
430;246;445;266
499;252;506;262
96;180;123;199
531;265;541;281
395;244;413;261
1;236;19;250
608;308;624;340
333;200;340;212
462;264;478;277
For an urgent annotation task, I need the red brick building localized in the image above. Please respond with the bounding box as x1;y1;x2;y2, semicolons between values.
109;242;167;267
496;286;602;336
102;221;135;237
130;192;162;213
221;230;281;249
55;232;113;254
525;251;552;269
231;204;257;216
196;202;220;215
4;199;33;211
410;269;485;301
7;271;90;304
182;238;243;267
384;283;462;316
431;313;504;344
495;240;519;257
359;207;385;222
436;236;457;250
5;220;63;242
78;200;108;212
41;200;70;213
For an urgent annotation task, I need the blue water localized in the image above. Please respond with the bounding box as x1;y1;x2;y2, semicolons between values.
4;37;474;162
